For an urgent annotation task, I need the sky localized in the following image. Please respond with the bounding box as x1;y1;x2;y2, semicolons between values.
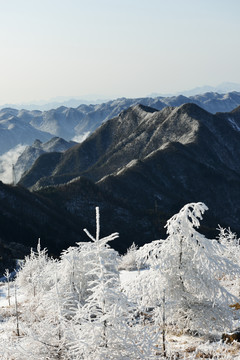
0;0;240;104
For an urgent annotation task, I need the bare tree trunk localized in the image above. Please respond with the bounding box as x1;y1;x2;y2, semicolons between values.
103;298;108;348
4;269;11;306
103;319;108;348
14;284;20;337
7;277;10;306
179;236;184;288
162;289;167;358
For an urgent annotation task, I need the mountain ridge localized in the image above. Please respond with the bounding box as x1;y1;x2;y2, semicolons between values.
1;91;240;157
19;103;224;189
16;103;240;239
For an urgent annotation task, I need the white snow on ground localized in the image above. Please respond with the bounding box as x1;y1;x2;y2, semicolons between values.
119;269;140;285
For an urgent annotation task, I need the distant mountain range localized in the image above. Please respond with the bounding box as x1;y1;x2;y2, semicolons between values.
1;82;240;110
181;82;240;96
1;91;240;156
151;82;240;97
0;96;108;111
0;102;240;273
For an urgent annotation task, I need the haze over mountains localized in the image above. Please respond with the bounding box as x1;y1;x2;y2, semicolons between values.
151;82;240;97
1;82;240;110
1;91;240;270
13;137;77;183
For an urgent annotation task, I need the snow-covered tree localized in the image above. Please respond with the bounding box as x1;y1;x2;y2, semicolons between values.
16;239;50;297
12;240;68;359
124;202;240;338
67;207;136;359
156;202;239;334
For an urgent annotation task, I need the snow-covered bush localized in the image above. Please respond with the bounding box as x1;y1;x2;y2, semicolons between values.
119;242;140;271
217;225;240;266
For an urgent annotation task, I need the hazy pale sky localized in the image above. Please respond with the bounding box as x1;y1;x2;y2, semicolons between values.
0;0;240;104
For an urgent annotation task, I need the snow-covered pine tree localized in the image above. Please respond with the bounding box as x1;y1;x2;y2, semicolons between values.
68;207;156;359
16;239;49;298
13;240;68;359
155;202;239;335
